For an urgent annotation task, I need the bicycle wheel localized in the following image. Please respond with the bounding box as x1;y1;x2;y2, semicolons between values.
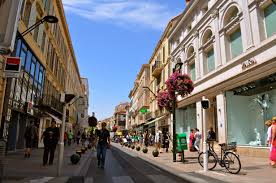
223;152;241;174
198;151;217;170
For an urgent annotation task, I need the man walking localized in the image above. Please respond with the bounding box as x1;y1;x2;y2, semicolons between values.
24;121;37;158
96;122;110;168
41;120;59;166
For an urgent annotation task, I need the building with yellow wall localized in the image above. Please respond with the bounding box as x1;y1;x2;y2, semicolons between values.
0;0;85;150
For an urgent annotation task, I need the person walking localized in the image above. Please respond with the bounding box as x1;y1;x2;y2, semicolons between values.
144;131;149;147
270;117;276;167
207;127;216;150
81;131;87;146
96;122;110;168
64;131;68;146
189;129;196;152
76;131;81;145
163;131;170;153
24;121;37;158
68;130;73;146
194;128;202;153
41;120;59;166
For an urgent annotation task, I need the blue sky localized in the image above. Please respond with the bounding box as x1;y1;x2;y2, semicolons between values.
63;0;185;120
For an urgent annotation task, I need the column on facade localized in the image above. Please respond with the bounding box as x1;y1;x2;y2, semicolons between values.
240;0;254;49
249;2;264;45
181;46;188;74
212;9;222;67
219;28;228;65
194;31;201;79
216;92;227;144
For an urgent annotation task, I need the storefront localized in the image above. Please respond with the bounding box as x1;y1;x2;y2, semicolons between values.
226;73;276;147
2;37;45;151
176;103;197;135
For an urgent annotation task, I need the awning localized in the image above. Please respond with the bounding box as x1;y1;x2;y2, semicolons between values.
146;115;167;126
46;112;62;124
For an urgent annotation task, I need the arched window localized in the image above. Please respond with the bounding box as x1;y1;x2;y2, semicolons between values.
202;29;215;74
187;46;196;81
223;6;243;60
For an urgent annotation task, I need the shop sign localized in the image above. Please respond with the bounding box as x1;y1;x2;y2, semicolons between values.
4;57;21;78
139;108;148;114
241;58;257;70
26;102;34;115
0;0;22;54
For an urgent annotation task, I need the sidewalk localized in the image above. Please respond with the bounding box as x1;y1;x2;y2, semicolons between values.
112;143;275;183
2;143;94;183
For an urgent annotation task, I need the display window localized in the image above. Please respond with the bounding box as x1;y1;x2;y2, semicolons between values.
176;103;197;135
226;86;276;147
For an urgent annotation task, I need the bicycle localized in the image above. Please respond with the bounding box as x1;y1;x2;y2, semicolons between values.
198;141;241;174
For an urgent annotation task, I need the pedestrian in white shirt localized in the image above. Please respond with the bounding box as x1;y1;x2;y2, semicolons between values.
266;120;272;150
194;128;202;153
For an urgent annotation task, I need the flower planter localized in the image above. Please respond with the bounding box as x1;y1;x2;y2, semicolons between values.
81;148;86;154
136;146;141;151
76;150;82;157
131;145;135;149
152;149;159;157
71;154;80;164
142;147;148;153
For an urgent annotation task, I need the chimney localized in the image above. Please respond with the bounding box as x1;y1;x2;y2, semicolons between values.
186;0;191;6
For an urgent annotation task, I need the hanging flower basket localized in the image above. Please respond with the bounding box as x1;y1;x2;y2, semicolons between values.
157;91;171;110
166;72;194;97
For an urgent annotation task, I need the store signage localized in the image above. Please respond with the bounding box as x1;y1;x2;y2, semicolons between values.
0;0;22;54
241;58;257;70
139;108;148;114
4;57;21;78
26;102;34;115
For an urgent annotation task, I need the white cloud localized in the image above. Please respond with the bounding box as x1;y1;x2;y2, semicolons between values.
62;0;177;30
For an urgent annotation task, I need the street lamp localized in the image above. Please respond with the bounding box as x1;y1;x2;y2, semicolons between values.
172;60;183;162
21;15;58;37
142;86;157;98
57;94;83;176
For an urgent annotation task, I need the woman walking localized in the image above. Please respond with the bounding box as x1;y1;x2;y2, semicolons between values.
194;128;202;153
189;129;195;152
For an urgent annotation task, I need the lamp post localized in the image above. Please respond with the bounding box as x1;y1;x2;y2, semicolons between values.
142;86;157;98
172;60;183;162
57;94;83;176
21;15;58;37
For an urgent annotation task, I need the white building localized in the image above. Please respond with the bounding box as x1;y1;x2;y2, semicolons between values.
169;0;276;157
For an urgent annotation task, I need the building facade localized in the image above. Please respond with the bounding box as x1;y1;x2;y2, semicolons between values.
169;0;276;156
144;15;181;137
128;64;150;132
114;102;129;134
0;0;85;150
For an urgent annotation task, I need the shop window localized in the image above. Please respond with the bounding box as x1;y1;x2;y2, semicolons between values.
264;3;276;38
35;61;40;81
176;104;197;137
229;29;243;59
25;50;32;72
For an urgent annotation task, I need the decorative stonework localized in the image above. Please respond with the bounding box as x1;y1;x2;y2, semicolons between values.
211;9;219;19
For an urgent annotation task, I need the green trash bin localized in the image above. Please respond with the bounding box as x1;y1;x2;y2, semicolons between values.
177;133;188;151
176;133;188;163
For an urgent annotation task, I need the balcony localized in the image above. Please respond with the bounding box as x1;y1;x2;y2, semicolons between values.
145;111;155;121
152;61;163;78
36;94;63;118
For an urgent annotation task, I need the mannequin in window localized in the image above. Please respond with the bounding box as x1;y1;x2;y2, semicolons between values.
249;128;261;146
253;94;271;115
